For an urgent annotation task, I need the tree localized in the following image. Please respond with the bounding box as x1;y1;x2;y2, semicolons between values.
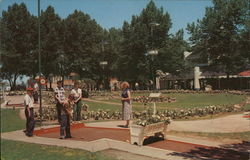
187;0;249;76
117;0;172;87
39;6;62;81
0;3;35;89
157;29;187;75
62;10;103;81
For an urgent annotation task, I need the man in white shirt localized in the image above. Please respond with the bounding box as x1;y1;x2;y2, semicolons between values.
54;80;72;138
71;81;82;121
24;87;35;137
54;80;65;123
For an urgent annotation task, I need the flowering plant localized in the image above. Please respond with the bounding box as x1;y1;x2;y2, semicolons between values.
134;108;171;127
135;115;171;127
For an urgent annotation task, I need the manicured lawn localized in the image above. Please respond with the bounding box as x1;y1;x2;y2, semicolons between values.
84;101;121;111
159;93;246;108
87;93;246;110
0;109;117;160
1;139;116;160
1;109;25;132
244;104;250;111
84;101;148;112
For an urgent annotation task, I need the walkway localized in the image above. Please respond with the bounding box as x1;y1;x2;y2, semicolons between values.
2;123;248;160
86;113;250;133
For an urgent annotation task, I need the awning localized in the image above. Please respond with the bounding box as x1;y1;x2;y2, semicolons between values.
238;70;250;77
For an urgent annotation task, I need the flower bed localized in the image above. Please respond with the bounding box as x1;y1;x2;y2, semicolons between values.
5;91;26;96
35;90;248;121
132;90;250;95
132;96;176;103
35;103;245;122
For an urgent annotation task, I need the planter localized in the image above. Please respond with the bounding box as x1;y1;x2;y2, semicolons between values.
130;122;167;146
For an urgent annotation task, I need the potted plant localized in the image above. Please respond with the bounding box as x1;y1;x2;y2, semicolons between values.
130;108;171;146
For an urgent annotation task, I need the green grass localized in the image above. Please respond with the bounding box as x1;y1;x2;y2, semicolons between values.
84;101;148;112
168;131;250;142
88;93;246;111
1;139;116;160
0;109;117;160
84;101;121;111
1;109;26;132
243;104;250;111
160;93;245;108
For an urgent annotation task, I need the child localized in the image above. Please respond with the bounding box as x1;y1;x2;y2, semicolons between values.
59;95;74;139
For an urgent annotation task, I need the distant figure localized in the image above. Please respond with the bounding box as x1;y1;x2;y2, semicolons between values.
33;81;39;103
58;95;74;139
135;82;139;90
71;81;82;121
120;81;132;128
54;80;65;123
24;87;35;137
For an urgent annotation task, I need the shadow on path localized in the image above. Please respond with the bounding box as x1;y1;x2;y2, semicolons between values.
169;141;250;160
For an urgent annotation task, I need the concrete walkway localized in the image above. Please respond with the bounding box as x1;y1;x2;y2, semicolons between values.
2;129;196;160
4;95;24;105
168;113;250;133
86;113;250;133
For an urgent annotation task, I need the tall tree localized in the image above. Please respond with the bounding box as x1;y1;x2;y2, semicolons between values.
0;3;35;89
62;10;103;81
187;0;249;76
39;6;62;80
117;0;172;86
157;29;187;75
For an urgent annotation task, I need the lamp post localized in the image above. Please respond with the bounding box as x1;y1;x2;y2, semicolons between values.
149;22;160;49
38;0;42;127
99;61;108;90
147;22;160;91
100;40;108;90
147;50;158;90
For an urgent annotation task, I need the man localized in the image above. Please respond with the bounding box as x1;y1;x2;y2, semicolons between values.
54;80;65;123
33;81;39;103
24;87;35;137
71;81;82;121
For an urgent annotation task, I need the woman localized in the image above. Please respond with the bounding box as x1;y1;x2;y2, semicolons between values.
120;81;132;128
71;81;82;121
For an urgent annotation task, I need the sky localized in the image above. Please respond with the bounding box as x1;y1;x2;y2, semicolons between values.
0;0;213;84
0;0;213;40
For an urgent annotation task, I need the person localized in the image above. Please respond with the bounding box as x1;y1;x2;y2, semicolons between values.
24;87;35;137
33;81;39;103
71;81;82;121
58;95;74;139
120;81;132;128
54;80;65;123
135;82;139;90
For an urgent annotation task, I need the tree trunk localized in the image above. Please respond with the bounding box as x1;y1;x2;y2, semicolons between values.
226;72;230;90
62;75;64;87
45;75;48;91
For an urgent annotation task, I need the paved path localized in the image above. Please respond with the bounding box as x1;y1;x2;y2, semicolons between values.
1;129;195;160
86;113;250;133
168;113;250;133
4;95;24;105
